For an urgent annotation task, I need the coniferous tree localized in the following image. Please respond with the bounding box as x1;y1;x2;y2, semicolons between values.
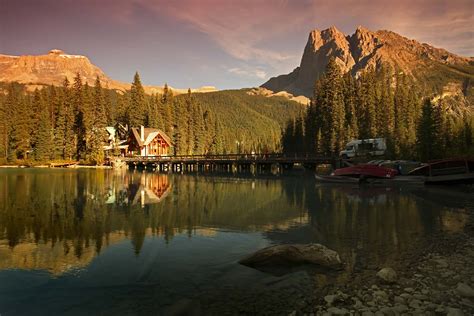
343;73;358;141
34;98;54;161
417;98;435;161
128;72;146;127
193;102;205;155
86;77;108;164
315;58;345;154
185;89;194;155
0;92;6;160
63;79;77;160
7;87;31;161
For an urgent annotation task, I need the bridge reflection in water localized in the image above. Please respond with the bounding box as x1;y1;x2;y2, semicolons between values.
0;169;470;276
121;153;344;173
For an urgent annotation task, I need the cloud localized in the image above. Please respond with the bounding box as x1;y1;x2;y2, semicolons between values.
135;0;473;71
136;0;305;68
227;67;267;79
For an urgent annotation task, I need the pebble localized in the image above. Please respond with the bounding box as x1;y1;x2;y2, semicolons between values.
324;295;336;305
456;283;474;298
446;307;464;316
392;304;408;313
393;296;405;304
327;307;348;315
409;299;422;309
376;267;397;283
413;293;428;300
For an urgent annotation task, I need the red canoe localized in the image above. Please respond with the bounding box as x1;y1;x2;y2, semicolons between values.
333;164;398;179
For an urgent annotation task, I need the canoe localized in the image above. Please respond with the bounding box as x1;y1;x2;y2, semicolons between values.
408;158;474;184
315;174;360;184
333;164;398;179
315;174;424;185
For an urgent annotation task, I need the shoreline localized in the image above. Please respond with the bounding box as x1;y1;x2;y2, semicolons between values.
188;210;474;315
0;164;112;169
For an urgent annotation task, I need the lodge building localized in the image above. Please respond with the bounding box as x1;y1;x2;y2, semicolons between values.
105;125;172;157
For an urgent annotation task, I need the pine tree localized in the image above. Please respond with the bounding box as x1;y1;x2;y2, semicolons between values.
343;73;358;141
315;58;345;154
417;98;435;161
63;79;77;160
185;89;194;155
8;92;31;161
359;69;377;139
34;98;54;161
0;92;6;160
147;94;160;129
86;77;108;164
160;83;174;135
193;101;205;155
128;72;146;127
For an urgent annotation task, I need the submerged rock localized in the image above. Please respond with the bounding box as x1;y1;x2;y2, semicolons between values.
376;267;398;283
239;243;342;270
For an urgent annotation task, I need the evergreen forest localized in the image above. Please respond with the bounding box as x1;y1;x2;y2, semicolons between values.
0;73;303;164
282;58;474;160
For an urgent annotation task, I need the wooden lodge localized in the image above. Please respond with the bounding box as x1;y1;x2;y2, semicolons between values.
127;126;172;157
104;124;172;157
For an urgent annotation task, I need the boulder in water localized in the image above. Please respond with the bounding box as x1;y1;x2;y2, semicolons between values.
239;243;342;270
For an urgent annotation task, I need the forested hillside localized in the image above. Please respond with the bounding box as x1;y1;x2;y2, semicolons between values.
282;58;474;160
0;74;304;164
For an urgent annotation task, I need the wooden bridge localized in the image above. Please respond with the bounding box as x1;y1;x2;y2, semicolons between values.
119;153;344;173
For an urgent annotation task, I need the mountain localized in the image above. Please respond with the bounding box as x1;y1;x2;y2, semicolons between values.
262;26;474;98
0;49;216;94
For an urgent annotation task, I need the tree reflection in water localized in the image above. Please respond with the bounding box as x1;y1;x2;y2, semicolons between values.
0;169;469;275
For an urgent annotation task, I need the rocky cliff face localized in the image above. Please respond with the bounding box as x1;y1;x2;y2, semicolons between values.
262;26;473;97
0;49;216;94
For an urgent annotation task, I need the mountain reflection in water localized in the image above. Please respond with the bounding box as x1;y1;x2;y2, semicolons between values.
0;169;470;314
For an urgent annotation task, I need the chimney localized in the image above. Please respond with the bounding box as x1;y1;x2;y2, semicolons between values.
140;125;144;142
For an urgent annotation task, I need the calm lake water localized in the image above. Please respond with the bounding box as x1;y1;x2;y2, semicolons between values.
0;169;472;315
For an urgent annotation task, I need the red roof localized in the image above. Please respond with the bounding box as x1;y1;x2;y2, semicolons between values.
130;127;172;146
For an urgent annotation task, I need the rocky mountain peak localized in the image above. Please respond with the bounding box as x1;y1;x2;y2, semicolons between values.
262;26;473;98
49;49;65;55
0;49;217;95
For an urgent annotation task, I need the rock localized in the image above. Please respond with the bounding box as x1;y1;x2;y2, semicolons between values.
392;304;408;313
413;293;428;301
409;299;422;309
456;283;474;298
376;267;397;283
373;290;388;299
394;296;405;304
434;258;449;268
239;243;342;269
327;307;348;315
324;295;336;305
403;287;415;293
446;307;464;316
400;293;411;300
379;307;394;315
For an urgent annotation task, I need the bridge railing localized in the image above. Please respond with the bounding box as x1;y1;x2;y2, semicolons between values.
120;153;338;163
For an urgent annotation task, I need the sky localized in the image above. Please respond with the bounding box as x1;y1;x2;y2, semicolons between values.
1;0;473;90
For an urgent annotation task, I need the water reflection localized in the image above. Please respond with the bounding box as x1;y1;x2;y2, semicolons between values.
0;170;306;274
0;169;470;277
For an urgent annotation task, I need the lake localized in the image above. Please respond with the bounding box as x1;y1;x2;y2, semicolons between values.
0;169;472;315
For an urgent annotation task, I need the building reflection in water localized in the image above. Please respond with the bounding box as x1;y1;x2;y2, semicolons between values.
106;171;172;207
0;169;470;276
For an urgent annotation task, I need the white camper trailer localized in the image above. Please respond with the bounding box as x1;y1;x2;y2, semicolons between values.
339;138;387;159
